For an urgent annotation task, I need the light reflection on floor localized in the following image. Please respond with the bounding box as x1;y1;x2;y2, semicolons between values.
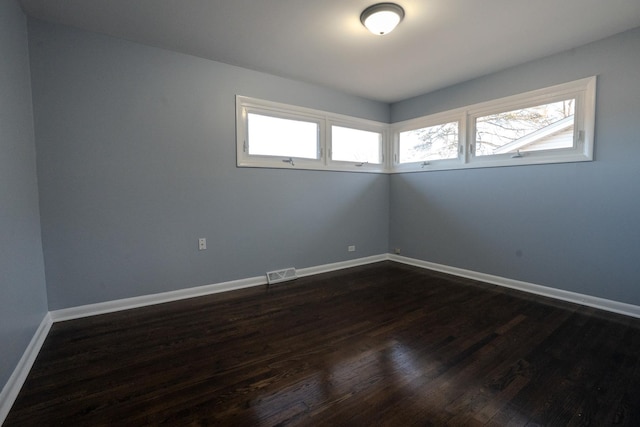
250;336;530;425
251;339;435;424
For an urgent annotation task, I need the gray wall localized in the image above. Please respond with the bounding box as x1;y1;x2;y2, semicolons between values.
7;13;639;393
28;20;390;310
390;27;640;305
0;1;48;390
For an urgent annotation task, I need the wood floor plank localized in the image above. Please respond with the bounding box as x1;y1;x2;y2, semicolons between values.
5;261;640;426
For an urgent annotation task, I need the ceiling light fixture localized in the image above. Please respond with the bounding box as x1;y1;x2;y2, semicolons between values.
360;3;405;35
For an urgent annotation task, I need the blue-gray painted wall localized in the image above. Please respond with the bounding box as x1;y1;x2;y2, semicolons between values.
390;27;640;305
28;20;390;310
0;1;48;390
3;5;640;399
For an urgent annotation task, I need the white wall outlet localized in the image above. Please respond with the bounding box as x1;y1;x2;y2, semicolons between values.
348;245;356;252
394;248;401;255
198;238;207;251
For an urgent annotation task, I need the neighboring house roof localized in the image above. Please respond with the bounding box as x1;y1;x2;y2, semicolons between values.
494;116;575;154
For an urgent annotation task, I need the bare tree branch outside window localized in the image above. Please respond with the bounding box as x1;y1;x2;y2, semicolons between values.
475;99;575;155
399;121;459;163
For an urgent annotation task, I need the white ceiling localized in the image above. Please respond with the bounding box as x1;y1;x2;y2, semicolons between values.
19;0;640;103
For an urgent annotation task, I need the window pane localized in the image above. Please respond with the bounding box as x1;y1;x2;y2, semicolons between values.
247;113;318;159
331;126;381;164
399;121;459;163
475;99;575;156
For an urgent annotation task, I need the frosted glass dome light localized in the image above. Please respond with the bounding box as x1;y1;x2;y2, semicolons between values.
361;3;405;35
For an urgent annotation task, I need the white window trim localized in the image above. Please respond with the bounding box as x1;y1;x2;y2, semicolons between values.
390;76;596;172
327;119;388;172
236;77;596;174
236;96;388;173
391;108;467;173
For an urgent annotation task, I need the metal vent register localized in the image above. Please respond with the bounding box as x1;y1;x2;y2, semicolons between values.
266;267;297;285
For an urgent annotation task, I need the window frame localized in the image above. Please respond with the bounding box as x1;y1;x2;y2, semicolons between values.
467;77;595;168
327;119;387;172
237;98;325;170
391;109;466;173
237;77;596;174
390;76;596;172
236;96;387;173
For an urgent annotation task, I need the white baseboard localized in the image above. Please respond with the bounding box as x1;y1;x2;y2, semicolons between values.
296;254;387;278
0;313;52;425
390;254;640;319
50;276;266;322
50;254;388;322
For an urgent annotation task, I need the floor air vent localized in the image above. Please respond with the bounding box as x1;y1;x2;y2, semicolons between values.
266;267;297;285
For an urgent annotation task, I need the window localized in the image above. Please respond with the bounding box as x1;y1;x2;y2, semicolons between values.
246;113;319;159
399;120;460;163
474;100;575;156
237;77;596;173
236;96;386;172
330;125;383;166
392;110;464;172
466;77;595;168
391;76;596;172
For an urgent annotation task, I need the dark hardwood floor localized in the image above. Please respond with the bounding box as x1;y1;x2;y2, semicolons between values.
5;261;640;426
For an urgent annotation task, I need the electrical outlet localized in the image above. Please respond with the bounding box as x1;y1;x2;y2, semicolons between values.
394;248;401;255
348;245;356;252
198;238;207;251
